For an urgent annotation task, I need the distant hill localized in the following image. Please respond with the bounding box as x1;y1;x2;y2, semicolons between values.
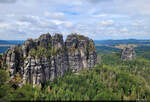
95;39;150;55
94;39;150;45
0;40;11;45
0;40;24;45
0;40;24;53
96;46;121;54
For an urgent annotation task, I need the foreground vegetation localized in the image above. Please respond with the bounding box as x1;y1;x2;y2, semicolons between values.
0;44;150;101
0;51;150;101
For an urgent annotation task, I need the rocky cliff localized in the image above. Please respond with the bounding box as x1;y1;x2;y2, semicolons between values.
121;47;136;61
65;34;97;72
1;33;97;86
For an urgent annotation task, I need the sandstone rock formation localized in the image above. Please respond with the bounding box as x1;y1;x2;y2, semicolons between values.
0;54;3;69
65;34;97;72
121;47;136;61
1;33;97;86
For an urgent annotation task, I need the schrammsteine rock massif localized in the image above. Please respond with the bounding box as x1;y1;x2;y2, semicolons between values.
1;33;97;86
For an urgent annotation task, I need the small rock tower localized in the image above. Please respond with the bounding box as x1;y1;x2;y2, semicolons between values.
121;47;136;61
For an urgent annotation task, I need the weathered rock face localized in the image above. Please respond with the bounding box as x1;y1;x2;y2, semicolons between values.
65;34;97;72
22;33;69;86
50;34;69;79
0;54;3;69
3;45;23;78
1;33;97;86
121;47;136;61
23;56;52;86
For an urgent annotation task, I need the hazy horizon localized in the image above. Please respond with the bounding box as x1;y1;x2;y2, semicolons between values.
1;38;150;41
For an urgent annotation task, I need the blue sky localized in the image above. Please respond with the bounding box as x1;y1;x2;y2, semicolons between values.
0;0;150;40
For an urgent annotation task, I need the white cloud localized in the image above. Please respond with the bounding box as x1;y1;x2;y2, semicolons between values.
100;20;114;26
114;0;150;15
120;28;128;32
51;20;73;28
131;22;140;27
16;21;30;26
0;0;150;40
44;12;65;20
93;14;129;18
51;20;64;25
0;23;9;29
62;21;73;28
131;21;145;27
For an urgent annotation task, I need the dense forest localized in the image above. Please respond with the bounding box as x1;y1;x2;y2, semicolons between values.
0;45;150;101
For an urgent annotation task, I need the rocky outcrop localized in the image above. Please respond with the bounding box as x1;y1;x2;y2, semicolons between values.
121;47;136;61
0;54;3;69
3;45;23;78
1;33;97;86
97;55;102;65
22;33;69;86
65;34;97;72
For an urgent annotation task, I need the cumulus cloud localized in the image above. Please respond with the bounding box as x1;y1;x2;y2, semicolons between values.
0;0;150;40
114;0;150;15
62;21;73;28
100;20;114;26
44;12;65;20
120;28;128;32
0;23;9;29
87;0;112;4
16;21;31;26
93;13;129;18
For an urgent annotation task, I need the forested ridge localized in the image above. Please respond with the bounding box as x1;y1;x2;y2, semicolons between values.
0;51;150;101
1;38;150;101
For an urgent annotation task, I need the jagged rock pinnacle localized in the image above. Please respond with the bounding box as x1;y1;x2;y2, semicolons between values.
2;33;97;86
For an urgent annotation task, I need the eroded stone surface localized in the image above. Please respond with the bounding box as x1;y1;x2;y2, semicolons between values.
1;33;97;86
121;47;136;61
65;34;97;72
